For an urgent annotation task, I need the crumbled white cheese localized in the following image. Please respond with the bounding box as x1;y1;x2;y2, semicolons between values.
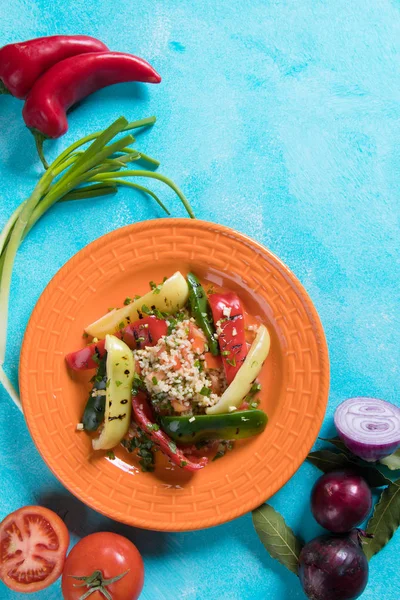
247;324;259;332
76;423;84;431
232;328;237;336
189;416;196;423
222;306;232;318
228;406;237;412
134;319;227;409
92;337;99;343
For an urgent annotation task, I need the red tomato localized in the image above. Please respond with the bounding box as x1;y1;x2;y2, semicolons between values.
61;532;144;600
0;505;69;593
189;322;207;354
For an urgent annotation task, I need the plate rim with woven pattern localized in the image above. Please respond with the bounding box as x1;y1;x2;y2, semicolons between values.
20;218;330;531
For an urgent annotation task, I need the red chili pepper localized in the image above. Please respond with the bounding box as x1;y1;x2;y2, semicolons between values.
132;393;208;471
0;35;109;99
22;51;161;140
208;292;248;384
65;316;167;370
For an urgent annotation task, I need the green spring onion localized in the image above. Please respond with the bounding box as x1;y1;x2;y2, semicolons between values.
0;115;194;412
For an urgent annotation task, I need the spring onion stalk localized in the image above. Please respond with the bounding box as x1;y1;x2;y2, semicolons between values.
91;170;195;219
103;179;170;215
50;116;156;170
0;115;194;412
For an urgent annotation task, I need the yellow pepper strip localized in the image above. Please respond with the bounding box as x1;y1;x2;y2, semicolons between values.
206;324;271;415
85;271;189;339
92;335;134;450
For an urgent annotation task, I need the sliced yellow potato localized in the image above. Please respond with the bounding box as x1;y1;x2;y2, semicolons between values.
85;271;189;339
206;324;271;415
92;335;134;451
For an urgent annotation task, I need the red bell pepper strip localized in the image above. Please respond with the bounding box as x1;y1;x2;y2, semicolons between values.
208;292;248;384
65;316;167;370
132;393;208;471
0;35;109;99
22;52;161;140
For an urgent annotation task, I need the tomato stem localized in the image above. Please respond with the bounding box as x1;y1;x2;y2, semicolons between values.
70;568;130;600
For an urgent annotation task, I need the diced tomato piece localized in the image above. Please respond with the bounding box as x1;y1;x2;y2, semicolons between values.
189;323;207;354
171;400;188;413
204;352;222;371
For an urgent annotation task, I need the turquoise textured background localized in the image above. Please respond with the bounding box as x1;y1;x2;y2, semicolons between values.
1;0;400;598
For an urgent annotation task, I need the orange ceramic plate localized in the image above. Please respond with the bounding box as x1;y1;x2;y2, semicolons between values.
20;219;329;531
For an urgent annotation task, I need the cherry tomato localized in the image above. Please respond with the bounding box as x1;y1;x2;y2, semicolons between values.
61;532;144;600
0;505;69;593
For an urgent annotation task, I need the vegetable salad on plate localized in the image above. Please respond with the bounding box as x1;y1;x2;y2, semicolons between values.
66;271;270;472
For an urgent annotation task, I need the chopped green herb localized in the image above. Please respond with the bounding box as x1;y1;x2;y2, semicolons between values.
163;276;168;283
132;372;145;395
250;401;259;409
124;297;133;305
251;382;262;393
207;285;215;294
137;336;145;342
180;460;188;467
226;357;236;367
95;375;103;382
91;353;100;365
222;351;230;356
121;427;157;472
149;281;157;290
212;440;234;461
194;359;203;371
82;331;89;339
168;441;177;454
200;386;211;397
251;360;258;368
152;376;158;385
213;450;225;461
106;450;115;460
147;423;160;432
108;307;115;312
141;304;152;315
118;321;125;330
115;380;123;387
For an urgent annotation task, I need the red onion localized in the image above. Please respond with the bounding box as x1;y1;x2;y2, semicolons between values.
334;397;400;462
299;531;369;600
311;470;372;533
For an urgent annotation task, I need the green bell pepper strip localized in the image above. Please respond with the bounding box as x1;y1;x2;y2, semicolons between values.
187;272;219;356
159;409;268;444
81;353;107;431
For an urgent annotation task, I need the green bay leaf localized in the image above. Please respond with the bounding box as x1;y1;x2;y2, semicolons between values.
319;437;351;454
380;449;400;471
252;504;303;575
363;478;400;560
307;450;391;488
